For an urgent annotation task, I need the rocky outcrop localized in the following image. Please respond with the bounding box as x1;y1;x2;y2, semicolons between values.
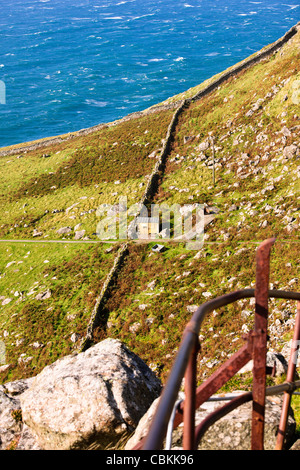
0;379;40;450
0;339;161;450
1;337;299;451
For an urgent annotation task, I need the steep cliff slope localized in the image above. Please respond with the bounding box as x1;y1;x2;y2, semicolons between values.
0;25;299;389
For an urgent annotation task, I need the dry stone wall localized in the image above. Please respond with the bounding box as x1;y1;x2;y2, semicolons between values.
78;242;129;352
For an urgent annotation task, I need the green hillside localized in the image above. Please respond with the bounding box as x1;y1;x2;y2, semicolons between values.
0;24;299;398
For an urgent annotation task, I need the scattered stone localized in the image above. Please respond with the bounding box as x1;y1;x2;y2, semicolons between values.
18;355;33;365
283;144;298;159
32;230;43;237
31;342;44;349
74;230;86;240
147;280;156;290
252;99;264;111
246;109;254;117
70;333;80;343
0;364;10;374
56;227;72;235
202;292;212;298
204;206;220;215
281;126;292;137
186;305;199;313
138;304;148;311
129;322;141;333
6;261;15;268
196;140;210;152
183;136;195;144
159;228;170;239
179;204;198;217
65;203;79;214
35;290;51;301
193;251;202;260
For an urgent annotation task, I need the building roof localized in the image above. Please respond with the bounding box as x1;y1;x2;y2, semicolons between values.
137;217;159;224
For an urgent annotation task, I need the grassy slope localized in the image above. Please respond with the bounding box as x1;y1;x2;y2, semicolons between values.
0;108;173;241
0;107;175;382
0;242;119;382
92;31;300;390
0;27;299;434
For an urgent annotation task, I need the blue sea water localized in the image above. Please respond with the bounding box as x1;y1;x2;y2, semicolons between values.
0;0;299;148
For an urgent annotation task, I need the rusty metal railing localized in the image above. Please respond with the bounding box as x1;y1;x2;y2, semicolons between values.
132;238;300;450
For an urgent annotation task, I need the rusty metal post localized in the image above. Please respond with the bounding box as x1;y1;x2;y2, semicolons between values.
183;336;199;450
251;238;275;450
251;238;276;449
275;300;300;450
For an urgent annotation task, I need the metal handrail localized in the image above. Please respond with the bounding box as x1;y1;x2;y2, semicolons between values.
132;239;300;451
139;289;300;450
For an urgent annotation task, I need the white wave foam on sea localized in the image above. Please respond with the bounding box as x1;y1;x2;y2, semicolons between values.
85;99;109;107
1;0;300;147
204;52;220;57
282;3;299;9
127;14;155;21
238;11;258;16
121;77;136;83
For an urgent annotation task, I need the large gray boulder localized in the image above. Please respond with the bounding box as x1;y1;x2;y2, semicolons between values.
20;338;161;450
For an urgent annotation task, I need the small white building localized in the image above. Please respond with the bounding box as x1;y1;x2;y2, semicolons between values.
136;217;160;239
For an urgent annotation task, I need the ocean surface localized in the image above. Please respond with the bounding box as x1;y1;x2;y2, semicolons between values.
0;0;299;148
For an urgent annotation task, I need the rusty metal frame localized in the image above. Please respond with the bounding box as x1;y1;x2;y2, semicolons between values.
132;239;300;450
